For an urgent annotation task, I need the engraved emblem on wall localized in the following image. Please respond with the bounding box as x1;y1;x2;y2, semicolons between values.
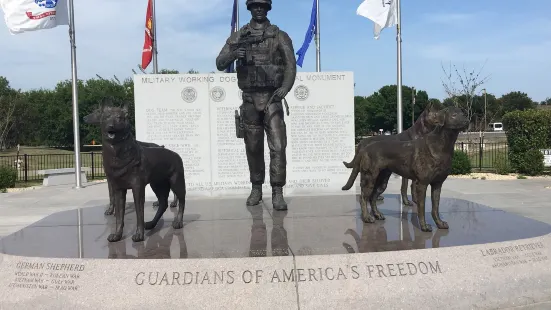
181;87;197;103
294;85;309;101
210;86;226;102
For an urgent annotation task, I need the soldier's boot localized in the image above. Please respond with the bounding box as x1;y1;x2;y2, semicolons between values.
246;184;263;206
272;186;287;211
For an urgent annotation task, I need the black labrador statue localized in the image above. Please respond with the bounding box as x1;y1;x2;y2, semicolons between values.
343;101;443;205
341;106;469;232
83;107;177;215
86;98;187;242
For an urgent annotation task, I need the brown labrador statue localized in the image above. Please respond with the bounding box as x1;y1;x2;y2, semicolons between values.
87;98;187;242
343;101;443;205
342;106;469;232
83;107;177;215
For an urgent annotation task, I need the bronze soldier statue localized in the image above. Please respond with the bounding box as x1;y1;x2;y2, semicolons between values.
216;0;297;210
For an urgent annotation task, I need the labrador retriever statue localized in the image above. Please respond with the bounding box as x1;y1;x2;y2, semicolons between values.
342;106;468;232
343;101;443;205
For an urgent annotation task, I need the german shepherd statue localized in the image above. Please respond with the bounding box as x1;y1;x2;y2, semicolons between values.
343;101;443;205
88;98;187;242
83;109;177;215
341;106;468;232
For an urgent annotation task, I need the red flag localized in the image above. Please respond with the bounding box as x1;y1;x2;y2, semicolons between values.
141;0;153;70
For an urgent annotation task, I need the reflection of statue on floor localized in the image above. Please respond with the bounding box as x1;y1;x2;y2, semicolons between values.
107;222;188;259
342;209;449;253
246;205;289;257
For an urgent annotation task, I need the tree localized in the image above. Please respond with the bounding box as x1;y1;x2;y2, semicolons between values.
159;69;179;74
470;92;500;131
0;95;16;150
0;77;24;150
353;85;432;136
0;70;543;150
440;61;490;134
499;91;536;114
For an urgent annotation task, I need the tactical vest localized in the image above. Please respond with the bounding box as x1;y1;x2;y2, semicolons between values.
235;24;285;91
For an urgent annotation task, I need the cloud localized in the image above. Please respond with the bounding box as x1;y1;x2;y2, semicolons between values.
0;0;231;90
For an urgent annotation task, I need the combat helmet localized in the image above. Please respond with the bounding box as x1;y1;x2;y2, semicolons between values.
246;0;272;11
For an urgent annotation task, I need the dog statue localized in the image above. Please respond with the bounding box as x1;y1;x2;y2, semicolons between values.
83;107;177;215
90;97;187;242
341;106;468;232
343;101;443;205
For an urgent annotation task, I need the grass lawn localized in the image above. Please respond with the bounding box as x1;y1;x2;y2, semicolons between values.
0;146;76;156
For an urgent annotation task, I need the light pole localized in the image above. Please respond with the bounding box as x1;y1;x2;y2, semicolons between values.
411;87;416;127
482;88;487;134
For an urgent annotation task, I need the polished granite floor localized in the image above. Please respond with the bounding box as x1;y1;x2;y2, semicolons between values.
1;194;550;259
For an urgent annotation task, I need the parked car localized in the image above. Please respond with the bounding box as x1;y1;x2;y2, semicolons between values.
488;122;503;132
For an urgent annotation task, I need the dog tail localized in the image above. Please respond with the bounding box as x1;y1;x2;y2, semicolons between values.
342;159;354;168
342;155;361;191
342;145;360;168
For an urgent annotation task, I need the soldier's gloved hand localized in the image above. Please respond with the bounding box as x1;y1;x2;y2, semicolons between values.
273;87;289;100
233;48;246;59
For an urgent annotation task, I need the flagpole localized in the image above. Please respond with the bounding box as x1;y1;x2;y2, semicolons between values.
68;0;82;188
232;0;239;72
396;0;404;241
396;0;402;134
151;0;158;73
236;0;239;29
315;0;320;72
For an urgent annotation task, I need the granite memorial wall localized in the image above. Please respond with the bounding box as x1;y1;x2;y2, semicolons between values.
133;72;356;198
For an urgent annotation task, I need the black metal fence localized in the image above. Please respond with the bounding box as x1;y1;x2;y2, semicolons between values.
454;142;508;171
0;143;510;182
0;152;105;182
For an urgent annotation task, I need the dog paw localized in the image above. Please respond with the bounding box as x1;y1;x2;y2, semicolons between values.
170;201;177;208
144;221;157;230
132;232;145;242
376;196;384;201
420;223;433;232
172;220;184;229
402;199;413;206
436;220;449;229
152;201;159;207
107;233;122;242
373;211;385;220
361;213;375;223
104;208;114;216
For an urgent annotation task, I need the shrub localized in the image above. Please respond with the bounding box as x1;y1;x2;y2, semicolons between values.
451;150;472;175
0;166;17;191
503;109;551;172
515;149;544;176
494;154;511;175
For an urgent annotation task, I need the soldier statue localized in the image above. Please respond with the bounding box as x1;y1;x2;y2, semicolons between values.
215;0;297;211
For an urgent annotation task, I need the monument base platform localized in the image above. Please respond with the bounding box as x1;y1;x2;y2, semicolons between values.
1;194;551;309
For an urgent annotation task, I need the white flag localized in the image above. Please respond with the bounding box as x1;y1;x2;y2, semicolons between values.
357;0;397;39
0;0;69;35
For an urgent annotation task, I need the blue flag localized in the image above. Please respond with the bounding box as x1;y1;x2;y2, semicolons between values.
296;0;317;68
227;0;239;73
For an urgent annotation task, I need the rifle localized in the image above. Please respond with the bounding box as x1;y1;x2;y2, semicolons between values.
229;31;268;66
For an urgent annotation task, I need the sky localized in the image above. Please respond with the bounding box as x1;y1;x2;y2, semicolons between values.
0;0;550;102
